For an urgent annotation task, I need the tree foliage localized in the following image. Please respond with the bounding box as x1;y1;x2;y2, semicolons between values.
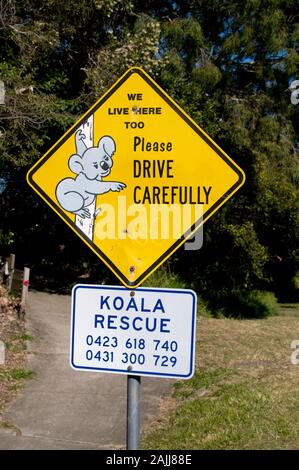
0;0;298;311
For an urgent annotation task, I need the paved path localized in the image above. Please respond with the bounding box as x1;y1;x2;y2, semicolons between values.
0;291;172;449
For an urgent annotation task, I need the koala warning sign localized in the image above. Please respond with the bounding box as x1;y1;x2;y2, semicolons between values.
27;67;245;288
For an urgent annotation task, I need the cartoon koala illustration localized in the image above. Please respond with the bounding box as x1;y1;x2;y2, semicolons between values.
56;130;126;219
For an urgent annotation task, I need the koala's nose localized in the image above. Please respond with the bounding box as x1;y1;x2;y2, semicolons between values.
100;161;109;171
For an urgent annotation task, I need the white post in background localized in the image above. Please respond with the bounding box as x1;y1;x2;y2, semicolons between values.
75;115;96;240
21;267;30;312
7;253;15;292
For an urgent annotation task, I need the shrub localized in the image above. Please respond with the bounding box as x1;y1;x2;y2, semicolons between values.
211;290;279;319
197;296;212;317
144;266;187;290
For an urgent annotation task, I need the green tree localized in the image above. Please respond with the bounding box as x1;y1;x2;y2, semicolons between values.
0;0;298;312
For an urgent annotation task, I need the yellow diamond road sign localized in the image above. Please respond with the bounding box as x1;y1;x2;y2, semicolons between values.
27;67;245;288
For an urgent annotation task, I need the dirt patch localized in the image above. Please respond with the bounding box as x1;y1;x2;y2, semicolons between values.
0;285;30;427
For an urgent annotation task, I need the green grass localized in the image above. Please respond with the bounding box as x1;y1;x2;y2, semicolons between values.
142;304;299;450
4;342;22;353
0;368;35;381
143;370;295;450
4;333;33;352
173;368;231;398
144;374;292;450
9;368;35;381
16;333;34;342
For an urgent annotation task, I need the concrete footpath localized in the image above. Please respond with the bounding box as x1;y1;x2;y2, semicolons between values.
0;290;172;449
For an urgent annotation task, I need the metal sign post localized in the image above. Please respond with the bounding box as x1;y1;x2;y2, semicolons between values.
127;374;141;450
127;288;141;451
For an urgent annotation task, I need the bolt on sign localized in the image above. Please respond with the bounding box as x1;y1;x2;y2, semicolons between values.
27;67;245;287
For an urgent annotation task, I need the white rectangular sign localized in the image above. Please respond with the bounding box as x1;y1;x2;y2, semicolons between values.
71;285;197;379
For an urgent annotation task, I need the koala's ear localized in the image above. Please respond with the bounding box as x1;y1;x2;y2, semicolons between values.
69;154;84;174
75;130;88;157
98;135;116;158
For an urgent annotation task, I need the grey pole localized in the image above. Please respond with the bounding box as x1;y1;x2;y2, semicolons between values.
126;374;141;450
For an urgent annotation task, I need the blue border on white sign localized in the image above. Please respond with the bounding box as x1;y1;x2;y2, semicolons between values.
70;284;197;379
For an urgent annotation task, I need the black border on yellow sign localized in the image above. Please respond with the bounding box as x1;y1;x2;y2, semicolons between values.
27;67;245;288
